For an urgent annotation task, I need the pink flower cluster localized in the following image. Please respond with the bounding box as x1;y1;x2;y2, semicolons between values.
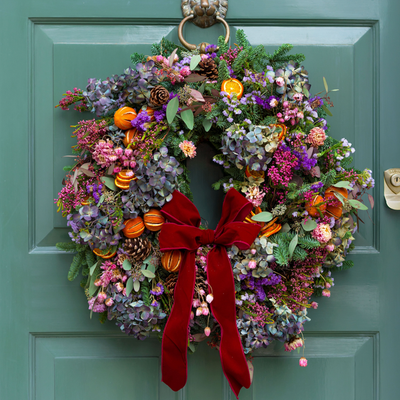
277;101;304;125
267;147;298;187
305;127;326;147
245;186;265;207
74;119;108;151
246;303;271;325
95;260;127;287
312;223;332;243
92;140;136;169
57;88;87;112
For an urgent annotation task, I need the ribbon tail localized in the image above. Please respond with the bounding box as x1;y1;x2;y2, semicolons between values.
207;247;251;398
161;251;196;392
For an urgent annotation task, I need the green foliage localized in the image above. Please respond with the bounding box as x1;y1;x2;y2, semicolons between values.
141;279;151;306
217;60;231;87
235;29;250;50
265;44;306;69
270;232;320;267
56;241;77;252
68;251;85;281
321;169;337;190
217;35;229;56
177;164;193;200
130;52;146;66
99;311;107;324
151;37;186;58
337;259;354;271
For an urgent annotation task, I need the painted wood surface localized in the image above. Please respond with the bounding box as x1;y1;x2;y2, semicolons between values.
0;0;399;399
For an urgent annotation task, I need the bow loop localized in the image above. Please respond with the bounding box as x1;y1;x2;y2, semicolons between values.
199;229;215;245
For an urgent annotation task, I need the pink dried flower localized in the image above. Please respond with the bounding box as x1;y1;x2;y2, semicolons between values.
206;294;214;303
248;260;257;269
322;289;331;297
193;298;201;308
204;327;211;337
115;282;124;292
105;298;114;307
276;77;285;87
284;337;304;352
326;244;334;252
299;357;308;367
310;301;318;309
196;307;203;316
190;311;194;320
179;140;197;158
306;127;326;147
325;282;331;289
202;307;209;316
312;223;332;243
250;248;257;255
245;185;265;207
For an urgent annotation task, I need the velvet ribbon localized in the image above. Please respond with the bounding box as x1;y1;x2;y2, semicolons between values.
159;189;261;398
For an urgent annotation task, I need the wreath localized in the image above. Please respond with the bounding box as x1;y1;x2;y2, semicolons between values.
55;30;374;396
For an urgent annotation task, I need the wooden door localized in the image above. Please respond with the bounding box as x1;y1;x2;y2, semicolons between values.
1;1;399;399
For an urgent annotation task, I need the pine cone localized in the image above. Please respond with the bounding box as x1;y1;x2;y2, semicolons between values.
196;267;208;293
149;85;170;106
198;58;218;80
165;273;178;297
123;237;151;263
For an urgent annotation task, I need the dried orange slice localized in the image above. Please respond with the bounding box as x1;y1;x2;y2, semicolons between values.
122;129;139;147
245;166;265;179
93;248;117;259
115;177;131;190
118;169;137;181
221;78;244;100
260;223;282;238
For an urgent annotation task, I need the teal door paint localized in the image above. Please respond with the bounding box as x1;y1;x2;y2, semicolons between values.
1;1;399;399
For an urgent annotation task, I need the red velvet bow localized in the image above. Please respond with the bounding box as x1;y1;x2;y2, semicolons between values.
159;189;261;398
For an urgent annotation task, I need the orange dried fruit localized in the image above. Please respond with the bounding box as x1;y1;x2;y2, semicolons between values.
143;209;165;232
325;192;343;220
122;217;145;238
93;248;117;259
305;195;326;217
260;223;282;238
221;78;244;100
114;107;137;130
270;123;287;141
115;177;131;190
122;129;139;147
161;250;182;272
118;169;137;181
245;166;265;179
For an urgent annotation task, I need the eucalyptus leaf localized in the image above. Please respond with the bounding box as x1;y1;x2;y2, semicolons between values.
100;176;117;191
368;194;374;209
280;223;291;233
251;212;273;223
333;181;352;189
322;104;333;117
184;73;207;83
142;270;156;279
166;96;179;124
122;259;132;271
323;76;329;93
89;261;99;276
348;199;368;210
89;275;99;297
181;108;194;130
303;86;310;98
302;219;317;232
190;54;201;70
332;191;345;205
126;276;134;296
133;280;140;292
198;81;206;94
147;263;156;274
203;119;212;132
289;234;298;258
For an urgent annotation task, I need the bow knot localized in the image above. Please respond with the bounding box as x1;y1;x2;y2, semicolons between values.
199;229;215;245
159;189;261;399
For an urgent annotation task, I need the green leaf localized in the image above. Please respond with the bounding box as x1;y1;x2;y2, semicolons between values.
63;165;73;171
323;76;329;93
348;199;368;210
332;191;346;205
302;219;317;232
147;263;156;274
198;81;206;94
303;86;309;98
251;212;273;223
100;176;117;191
168;48;178;67
89;261;99;276
89;274;98;297
142;270;156;279
333;181;352;190
122;259;132;271
181;108;194;130
288;234;298;258
190;54;201;70
134;279;140;292
280;223;291;233
126;276;134;296
322;104;333;117
166;96;179;124
203;119;212;132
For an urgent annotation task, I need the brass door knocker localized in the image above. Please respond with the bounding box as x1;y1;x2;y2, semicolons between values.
179;0;230;53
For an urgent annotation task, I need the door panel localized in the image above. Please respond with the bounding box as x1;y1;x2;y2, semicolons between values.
1;1;399;399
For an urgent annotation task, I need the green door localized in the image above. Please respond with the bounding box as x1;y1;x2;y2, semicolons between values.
1;1;399;399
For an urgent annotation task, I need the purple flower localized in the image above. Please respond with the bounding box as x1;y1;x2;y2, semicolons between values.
150;282;164;297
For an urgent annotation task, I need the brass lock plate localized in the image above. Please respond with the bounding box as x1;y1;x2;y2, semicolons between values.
384;168;400;210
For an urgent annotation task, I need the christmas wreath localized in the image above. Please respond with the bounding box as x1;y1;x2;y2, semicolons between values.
55;30;374;396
